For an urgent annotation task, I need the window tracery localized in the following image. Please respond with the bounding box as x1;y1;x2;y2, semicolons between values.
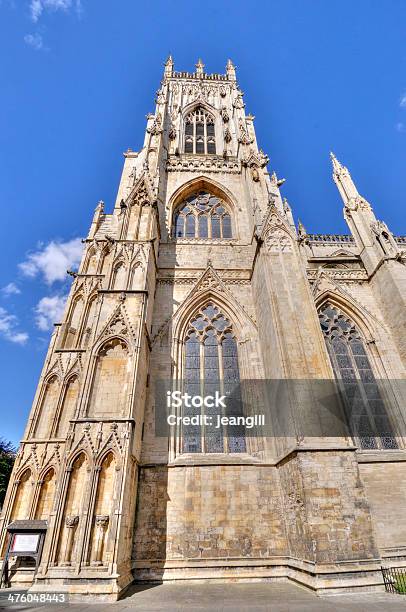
183;303;245;454
174;191;232;239
319;303;398;449
184;107;216;155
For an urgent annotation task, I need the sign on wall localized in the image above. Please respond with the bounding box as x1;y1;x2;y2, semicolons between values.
10;533;40;554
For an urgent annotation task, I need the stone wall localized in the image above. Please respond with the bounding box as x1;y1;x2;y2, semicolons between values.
278;451;379;564
359;461;406;552
133;465;288;568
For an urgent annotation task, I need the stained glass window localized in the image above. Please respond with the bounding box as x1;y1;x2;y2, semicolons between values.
183;303;246;454
184;107;216;155
173;191;233;239
184;332;201;453
319;303;397;450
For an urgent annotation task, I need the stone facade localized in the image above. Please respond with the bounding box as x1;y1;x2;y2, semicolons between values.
1;57;406;599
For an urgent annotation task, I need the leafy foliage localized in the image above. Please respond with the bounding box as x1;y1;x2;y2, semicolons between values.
395;575;406;594
0;438;16;509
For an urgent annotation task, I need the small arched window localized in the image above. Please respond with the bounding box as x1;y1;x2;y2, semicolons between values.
319;303;398;450
184;107;216;155
174;191;232;239
183;303;245;454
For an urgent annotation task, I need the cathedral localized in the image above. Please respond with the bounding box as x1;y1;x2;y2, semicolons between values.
1;58;406;600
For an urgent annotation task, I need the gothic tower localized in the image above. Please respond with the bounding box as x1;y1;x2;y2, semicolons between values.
1;58;406;600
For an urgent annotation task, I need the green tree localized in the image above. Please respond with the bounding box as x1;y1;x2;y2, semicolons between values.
0;438;16;509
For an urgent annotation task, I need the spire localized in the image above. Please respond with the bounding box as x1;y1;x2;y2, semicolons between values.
226;58;236;81
297;218;307;237
329;152;370;210
95;199;104;214
195;58;205;76
330;151;344;175
88;200;104;239
164;54;174;77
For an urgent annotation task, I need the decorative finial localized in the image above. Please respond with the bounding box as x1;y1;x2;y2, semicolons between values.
164;54;174;76
195;58;205;76
330;151;343;173
270;170;286;187
226;59;236;80
283;197;291;213
297;218;307;236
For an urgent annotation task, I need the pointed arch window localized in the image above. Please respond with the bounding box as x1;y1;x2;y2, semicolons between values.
184;107;216;155
183;303;246;454
319;303;398;450
173;191;232;239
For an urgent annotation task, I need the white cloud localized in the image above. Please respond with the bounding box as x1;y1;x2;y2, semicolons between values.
396;122;406;133
10;332;29;344
24;32;44;50
35;294;67;331
19;238;83;284
400;93;406;109
0;307;29;345
30;0;82;22
2;283;21;296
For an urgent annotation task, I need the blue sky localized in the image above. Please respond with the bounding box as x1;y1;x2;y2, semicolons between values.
0;0;405;445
